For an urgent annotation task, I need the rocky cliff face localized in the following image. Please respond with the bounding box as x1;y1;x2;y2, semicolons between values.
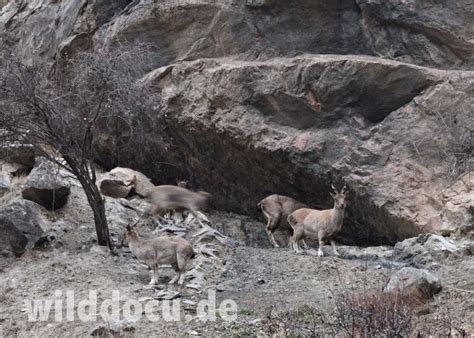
1;0;472;244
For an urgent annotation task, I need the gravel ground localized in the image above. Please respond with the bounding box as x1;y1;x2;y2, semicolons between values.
0;183;472;336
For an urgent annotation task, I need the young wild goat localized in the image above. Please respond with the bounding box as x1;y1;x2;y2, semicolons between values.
288;184;348;256
125;223;194;285
147;185;210;225
257;194;308;248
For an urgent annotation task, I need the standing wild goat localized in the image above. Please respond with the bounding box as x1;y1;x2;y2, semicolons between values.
288;184;348;256
257;194;308;248
125;223;194;285
147;185;209;225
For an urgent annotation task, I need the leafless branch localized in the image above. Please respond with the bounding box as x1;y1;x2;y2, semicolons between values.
0;42;161;251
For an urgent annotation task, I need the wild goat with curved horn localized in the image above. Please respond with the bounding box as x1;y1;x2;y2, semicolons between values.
288;184;348;256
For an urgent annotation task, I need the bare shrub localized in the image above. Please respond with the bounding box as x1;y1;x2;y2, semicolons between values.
415;292;471;337
0;43;160;250
331;288;417;337
261;269;422;338
262;304;330;337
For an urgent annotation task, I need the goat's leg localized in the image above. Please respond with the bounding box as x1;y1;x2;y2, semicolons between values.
292;239;301;253
172;210;184;223
301;239;309;249
330;239;339;256
177;271;186;285
291;227;304;254
175;253;189;285
317;234;325;257
169;271;181;284
264;215;280;248
149;265;159;285
151;205;165;228
169;260;184;285
317;240;324;257
287;231;308;249
149;270;155;285
294;240;303;254
267;228;279;248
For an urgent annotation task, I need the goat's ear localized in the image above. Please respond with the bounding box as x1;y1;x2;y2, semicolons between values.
340;184;348;194
330;192;336;199
331;184;337;193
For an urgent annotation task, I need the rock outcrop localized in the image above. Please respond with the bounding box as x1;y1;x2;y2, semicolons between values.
146;56;472;244
0;143;35;198
22;161;71;210
0;199;46;256
0;169;10;197
385;266;442;300
393;233;472;267
2;1;473;69
99;167;155;198
99;179;134;199
1;0;472;244
0;143;35;167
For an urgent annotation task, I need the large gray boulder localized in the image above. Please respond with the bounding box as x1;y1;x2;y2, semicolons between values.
0;161;33;197
138;56;472;245
22;161;70;210
0;199;46;257
0;169;10;197
99;167;155;198
105;198;140;232
393;234;472;266
384;267;442;300
99;179;133;199
0;143;35;167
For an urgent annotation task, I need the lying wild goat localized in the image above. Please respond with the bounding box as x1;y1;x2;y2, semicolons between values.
257;194;308;248
125;223;194;285
288;184;348;256
147;185;209;225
